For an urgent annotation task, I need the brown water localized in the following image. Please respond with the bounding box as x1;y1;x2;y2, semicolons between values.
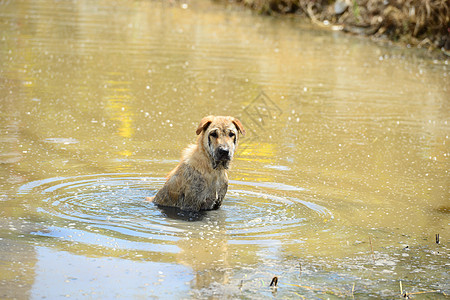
1;0;449;298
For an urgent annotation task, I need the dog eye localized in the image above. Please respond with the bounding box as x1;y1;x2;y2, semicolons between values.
210;131;218;138
228;132;235;138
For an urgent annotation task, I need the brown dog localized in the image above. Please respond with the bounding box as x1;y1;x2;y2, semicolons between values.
148;115;245;211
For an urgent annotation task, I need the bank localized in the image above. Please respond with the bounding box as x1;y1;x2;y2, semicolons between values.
221;0;450;56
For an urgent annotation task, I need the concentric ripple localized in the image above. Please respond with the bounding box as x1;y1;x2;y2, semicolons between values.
226;180;333;244
17;174;333;254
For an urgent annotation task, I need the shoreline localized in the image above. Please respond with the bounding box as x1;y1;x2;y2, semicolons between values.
220;0;450;57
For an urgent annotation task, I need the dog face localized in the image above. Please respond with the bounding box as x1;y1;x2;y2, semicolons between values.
196;116;245;169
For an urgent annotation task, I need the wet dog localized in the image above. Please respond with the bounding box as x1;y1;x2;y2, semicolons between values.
147;115;245;211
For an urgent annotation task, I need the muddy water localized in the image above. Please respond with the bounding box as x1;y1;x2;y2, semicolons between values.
1;0;449;298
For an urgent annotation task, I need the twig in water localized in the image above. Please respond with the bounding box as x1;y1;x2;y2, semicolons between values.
270;276;278;287
285;283;321;292
407;290;448;296
238;279;243;291
400;280;448;298
369;236;375;263
293;292;305;299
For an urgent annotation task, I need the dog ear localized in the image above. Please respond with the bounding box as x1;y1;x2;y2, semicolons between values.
232;118;246;136
196;115;214;135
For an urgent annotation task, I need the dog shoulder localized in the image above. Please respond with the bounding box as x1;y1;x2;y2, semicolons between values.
153;168;184;207
181;144;197;161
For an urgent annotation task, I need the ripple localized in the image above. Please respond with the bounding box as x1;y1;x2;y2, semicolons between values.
18;173;333;254
225;188;332;244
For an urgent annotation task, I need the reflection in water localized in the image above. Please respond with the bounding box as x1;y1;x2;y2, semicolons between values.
0;0;449;298
104;72;135;140
157;206;208;222
30;247;192;299
176;211;231;296
0;236;37;299
11;174;331;297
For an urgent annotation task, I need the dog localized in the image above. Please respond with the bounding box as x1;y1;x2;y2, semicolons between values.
147;115;245;211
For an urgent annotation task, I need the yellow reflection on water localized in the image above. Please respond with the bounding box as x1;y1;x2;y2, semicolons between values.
104;74;135;139
239;142;276;162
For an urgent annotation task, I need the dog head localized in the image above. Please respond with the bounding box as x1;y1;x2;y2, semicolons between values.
196;115;245;169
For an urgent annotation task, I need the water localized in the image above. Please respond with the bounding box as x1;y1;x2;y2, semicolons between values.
1;0;449;298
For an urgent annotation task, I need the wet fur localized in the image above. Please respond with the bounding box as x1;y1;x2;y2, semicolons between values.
148;116;245;211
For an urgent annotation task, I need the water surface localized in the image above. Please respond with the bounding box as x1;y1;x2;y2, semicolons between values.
0;0;449;298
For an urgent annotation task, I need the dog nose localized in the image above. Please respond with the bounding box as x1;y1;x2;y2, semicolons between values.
217;147;229;158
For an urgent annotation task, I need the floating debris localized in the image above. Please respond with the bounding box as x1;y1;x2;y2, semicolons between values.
269;276;278;287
